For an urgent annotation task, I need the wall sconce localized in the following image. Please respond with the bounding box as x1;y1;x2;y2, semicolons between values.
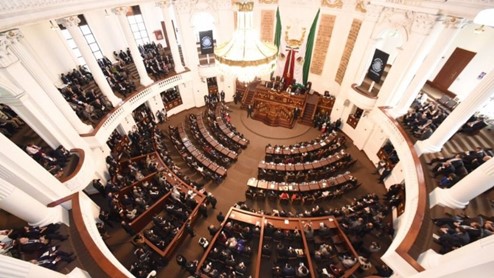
474;8;494;34
474;25;485;34
49;20;58;30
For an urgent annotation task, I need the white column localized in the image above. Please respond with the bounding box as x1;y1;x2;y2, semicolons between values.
58;16;122;106
392;17;466;116
430;158;494;209
146;94;166;122
4;29;92;134
174;1;200;72
331;5;382;121
0;134;73;206
157;1;186;73
0;54;84;149
112;7;154;86
117;114;137;135
376;12;439;107
415;70;494;155
0;176;68;226
0;255;66;278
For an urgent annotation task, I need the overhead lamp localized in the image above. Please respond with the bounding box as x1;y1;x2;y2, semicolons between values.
214;1;278;83
473;8;494;27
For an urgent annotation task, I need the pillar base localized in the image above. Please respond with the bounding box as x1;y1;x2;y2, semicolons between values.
418;249;442;269
106;94;123;107
174;64;186;73
414;140;442;156
29;206;69;227
429;187;469;209
140;76;155;87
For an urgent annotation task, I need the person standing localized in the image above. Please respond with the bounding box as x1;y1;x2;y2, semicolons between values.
185;219;195;237
216;211;225;223
207;193;217;209
247;104;253;118
220;90;225;102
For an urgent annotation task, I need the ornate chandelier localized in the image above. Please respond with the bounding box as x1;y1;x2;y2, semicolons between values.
214;1;278;83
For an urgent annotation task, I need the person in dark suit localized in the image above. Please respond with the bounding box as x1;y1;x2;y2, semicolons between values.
247;104;253;118
461;115;487;134
433;161;456;177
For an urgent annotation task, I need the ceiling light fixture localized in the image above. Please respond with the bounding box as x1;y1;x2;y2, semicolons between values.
214;1;278;83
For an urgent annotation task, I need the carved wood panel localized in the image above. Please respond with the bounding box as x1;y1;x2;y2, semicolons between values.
260;10;275;42
310;14;335;75
335;19;361;84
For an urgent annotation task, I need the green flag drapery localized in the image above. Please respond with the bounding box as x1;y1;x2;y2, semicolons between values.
302;9;320;85
274;7;282;53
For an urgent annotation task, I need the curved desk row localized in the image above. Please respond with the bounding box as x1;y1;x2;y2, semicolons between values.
214;104;249;149
194;114;238;161
247;172;356;193
174;124;227;177
265;131;338;156
258;150;352;173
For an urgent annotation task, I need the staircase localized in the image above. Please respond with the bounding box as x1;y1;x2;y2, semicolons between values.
300;94;320;126
241;90;256;109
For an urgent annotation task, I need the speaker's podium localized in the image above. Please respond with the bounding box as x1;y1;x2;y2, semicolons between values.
249;84;307;128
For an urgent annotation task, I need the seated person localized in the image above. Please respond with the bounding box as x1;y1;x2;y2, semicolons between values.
296;262;310;277
461;115;487;134
438;173;459;189
433;161;456;177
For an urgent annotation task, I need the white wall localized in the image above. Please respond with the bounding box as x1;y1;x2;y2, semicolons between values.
448;24;494;100
430;23;494;100
85;9;128;59
140;2;167;46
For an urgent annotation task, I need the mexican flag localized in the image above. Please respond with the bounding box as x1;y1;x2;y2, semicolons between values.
273;6;320;87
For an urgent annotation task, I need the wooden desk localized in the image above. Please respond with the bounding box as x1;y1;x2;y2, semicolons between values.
214;103;249;148
175;124;227;178
195;115;238;161
251;86;307;128
248;173;354;193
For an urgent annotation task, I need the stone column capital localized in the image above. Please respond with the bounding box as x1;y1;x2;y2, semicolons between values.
112;6;129;16
412;12;439;35
5;29;23;44
155;0;170;8
441;15;468;29
363;4;383;22
0;35;18;68
57;15;81;28
174;0;193;14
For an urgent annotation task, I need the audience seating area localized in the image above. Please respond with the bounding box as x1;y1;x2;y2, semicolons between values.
403;96;448;140
426;147;493;189
432;213;494;254
1;224;74;272
196;207;360;277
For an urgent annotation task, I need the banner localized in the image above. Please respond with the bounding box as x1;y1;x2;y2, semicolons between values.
302;9;320;85
367;49;389;83
199;30;214;54
274;5;319;87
